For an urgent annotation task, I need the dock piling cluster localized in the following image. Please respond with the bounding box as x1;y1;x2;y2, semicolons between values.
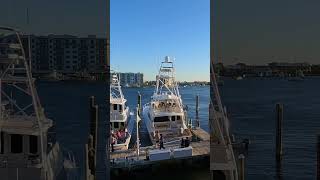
85;96;99;180
317;135;320;180
196;95;200;128
275;103;283;178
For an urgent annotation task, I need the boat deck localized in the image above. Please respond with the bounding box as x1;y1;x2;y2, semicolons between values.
110;128;210;170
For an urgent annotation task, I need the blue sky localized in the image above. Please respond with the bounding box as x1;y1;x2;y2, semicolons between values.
110;0;210;81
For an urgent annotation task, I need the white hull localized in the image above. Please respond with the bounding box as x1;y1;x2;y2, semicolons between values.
110;113;134;151
142;56;192;146
143;104;191;146
112;134;131;151
142;104;155;144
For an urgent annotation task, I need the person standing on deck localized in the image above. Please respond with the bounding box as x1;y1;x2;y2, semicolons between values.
159;134;165;149
181;138;185;148
111;135;116;152
154;130;160;148
184;137;190;147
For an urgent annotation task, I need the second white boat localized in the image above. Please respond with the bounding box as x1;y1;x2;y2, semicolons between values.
110;72;134;151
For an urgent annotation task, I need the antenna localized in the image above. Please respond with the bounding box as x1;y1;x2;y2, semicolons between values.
26;7;32;73
165;56;170;62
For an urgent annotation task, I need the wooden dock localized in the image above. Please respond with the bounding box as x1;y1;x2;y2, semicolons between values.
192;127;210;141
110;127;210;172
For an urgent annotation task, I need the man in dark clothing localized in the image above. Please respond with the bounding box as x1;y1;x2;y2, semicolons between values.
184;137;190;147
111;136;116;152
159;134;165;149
181;138;185;148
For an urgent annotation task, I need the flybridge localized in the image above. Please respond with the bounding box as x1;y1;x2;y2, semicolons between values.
110;71;125;100
154;56;180;98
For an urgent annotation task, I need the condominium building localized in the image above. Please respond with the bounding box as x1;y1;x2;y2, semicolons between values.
119;72;144;87
19;34;107;74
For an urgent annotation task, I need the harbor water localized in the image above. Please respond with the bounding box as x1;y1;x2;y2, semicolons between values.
36;81;210;180
220;77;320;180
35;77;320;180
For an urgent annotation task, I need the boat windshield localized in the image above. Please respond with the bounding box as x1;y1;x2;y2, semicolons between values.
154;116;170;122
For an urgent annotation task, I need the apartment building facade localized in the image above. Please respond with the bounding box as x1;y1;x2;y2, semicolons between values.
119;72;144;87
20;34;107;75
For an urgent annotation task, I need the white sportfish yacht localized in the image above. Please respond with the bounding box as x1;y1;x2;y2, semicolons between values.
110;72;134;151
0;27;77;180
143;56;192;145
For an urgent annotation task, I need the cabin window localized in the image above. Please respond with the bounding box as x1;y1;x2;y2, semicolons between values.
119;105;122;111
29;135;38;154
113;104;117;110
11;134;23;153
154;116;170;122
177;116;181;120
171;116;176;121
120;122;125;129
114;122;119;129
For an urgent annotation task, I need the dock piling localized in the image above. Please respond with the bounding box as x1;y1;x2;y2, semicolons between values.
136;106;140;160
276;103;283;161
89;96;95;109
138;92;142;116
275;103;283;178
86;96;98;180
317;135;320;180
238;154;245;180
89;98;98;150
196;95;200;128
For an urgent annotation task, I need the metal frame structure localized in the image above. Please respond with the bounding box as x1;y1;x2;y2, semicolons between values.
110;70;124;101
0;26;48;179
153;56;182;107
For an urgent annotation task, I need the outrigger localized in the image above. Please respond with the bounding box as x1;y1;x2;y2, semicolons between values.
0;27;77;180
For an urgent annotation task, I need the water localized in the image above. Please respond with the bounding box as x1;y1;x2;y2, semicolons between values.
123;86;210;147
36;81;210;180
36;78;319;180
119;86;211;180
37;81;108;179
220;77;320;180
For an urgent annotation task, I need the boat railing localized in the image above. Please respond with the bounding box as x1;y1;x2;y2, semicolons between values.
116;135;130;145
110;111;127;121
143;103;150;109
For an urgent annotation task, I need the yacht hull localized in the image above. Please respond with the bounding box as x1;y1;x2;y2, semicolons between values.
143;104;192;146
110;113;134;151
